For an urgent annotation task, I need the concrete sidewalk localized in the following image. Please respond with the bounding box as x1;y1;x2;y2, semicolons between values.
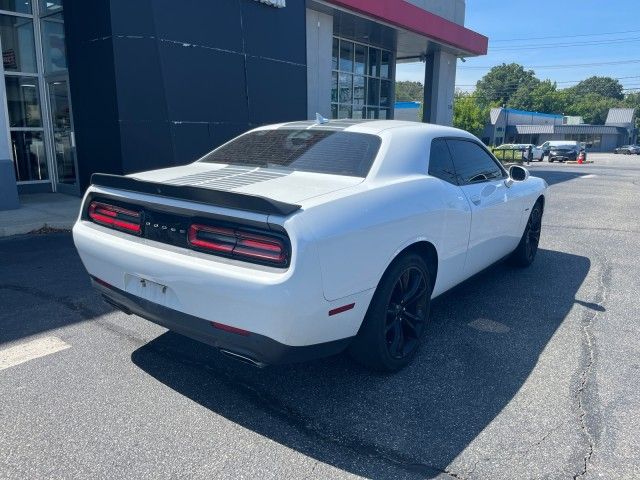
0;193;80;237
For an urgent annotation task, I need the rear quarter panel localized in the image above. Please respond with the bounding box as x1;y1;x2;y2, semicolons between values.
300;178;447;301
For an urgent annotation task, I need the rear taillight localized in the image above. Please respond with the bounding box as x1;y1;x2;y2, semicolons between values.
188;223;288;266
88;201;141;234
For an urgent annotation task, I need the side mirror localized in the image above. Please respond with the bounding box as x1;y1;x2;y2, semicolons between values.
509;164;529;182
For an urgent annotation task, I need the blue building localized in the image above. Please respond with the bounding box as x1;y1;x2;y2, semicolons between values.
482;107;637;152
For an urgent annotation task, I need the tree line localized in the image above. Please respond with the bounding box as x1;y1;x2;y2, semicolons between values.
396;63;640;137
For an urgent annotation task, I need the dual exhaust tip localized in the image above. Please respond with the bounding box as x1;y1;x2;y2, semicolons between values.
100;293;267;369
218;349;267;368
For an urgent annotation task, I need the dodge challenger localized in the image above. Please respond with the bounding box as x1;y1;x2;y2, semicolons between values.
73;119;547;371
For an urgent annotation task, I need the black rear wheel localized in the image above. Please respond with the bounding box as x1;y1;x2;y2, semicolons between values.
349;253;432;372
509;202;543;267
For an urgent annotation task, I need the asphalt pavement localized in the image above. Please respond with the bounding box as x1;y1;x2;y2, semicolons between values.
1;153;639;479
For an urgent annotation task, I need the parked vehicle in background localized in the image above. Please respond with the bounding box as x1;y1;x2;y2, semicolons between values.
517;144;544;161
548;143;582;162
493;144;543;162
73;120;547;372
614;145;640;154
540;140;582;158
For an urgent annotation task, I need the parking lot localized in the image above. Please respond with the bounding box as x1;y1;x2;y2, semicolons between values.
1;153;639;479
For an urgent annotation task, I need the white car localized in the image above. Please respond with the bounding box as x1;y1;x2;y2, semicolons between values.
73;120;547;371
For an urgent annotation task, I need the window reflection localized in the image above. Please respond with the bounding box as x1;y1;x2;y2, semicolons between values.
41;12;66;73
11;130;47;181
5;76;41;127
0;14;37;72
0;0;32;14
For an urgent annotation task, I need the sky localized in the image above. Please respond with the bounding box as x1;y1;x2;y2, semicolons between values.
396;0;640;94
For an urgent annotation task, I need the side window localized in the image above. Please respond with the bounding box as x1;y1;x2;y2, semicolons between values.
446;139;505;185
428;138;458;184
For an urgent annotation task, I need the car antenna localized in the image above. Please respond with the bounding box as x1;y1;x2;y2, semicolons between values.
315;112;329;125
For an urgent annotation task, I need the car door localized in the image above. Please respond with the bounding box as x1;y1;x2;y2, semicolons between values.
427;138;472;295
446;139;524;277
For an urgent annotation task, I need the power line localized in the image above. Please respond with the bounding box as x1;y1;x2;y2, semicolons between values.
458;59;640;70
490;36;640;51
490;28;640;43
455;75;640;87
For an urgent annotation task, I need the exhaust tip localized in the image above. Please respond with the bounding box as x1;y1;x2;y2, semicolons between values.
219;349;267;368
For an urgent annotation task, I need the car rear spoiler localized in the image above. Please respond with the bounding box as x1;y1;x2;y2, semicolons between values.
90;173;302;216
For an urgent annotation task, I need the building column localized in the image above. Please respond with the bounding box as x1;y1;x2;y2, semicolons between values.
306;9;333;119
422;50;457;126
0;64;19;210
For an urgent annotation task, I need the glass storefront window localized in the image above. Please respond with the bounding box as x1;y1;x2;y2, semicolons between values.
380;80;391;107
368;48;380;77
5;75;41;127
0;14;37;72
331;71;338;103
367;77;379;106
338;105;352;119
380;51;391;79
0;0;32;14
331;37;393;120
40;12;66;73
353;75;365;107
339;40;353;73
11;130;47;181
354;44;366;75
331;37;338;71
338;73;352;103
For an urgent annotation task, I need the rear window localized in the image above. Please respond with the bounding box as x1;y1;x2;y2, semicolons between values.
200;129;381;177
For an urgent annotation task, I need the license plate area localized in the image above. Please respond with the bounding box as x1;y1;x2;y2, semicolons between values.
124;274;176;307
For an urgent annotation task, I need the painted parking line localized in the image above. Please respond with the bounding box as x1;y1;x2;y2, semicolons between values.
581;174;597;179
0;336;71;371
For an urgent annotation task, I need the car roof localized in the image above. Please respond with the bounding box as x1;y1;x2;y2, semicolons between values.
252;119;474;138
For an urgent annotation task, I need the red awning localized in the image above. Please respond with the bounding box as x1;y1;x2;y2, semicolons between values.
324;0;488;56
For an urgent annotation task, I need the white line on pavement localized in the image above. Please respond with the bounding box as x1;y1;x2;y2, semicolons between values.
581;174;597;179
0;336;71;371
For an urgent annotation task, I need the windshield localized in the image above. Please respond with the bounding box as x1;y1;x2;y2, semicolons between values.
552;145;576;150
199;129;382;178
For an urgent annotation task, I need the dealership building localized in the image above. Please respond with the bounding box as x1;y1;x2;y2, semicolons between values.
483;107;637;152
0;0;487;210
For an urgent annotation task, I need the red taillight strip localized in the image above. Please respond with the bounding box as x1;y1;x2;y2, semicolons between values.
211;321;250;336
89;201;141;234
188;223;287;266
328;303;355;316
187;224;235;253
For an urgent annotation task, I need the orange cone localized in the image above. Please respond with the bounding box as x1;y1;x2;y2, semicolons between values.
577;152;584;164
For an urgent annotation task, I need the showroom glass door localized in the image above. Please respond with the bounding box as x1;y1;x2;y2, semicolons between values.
47;76;77;191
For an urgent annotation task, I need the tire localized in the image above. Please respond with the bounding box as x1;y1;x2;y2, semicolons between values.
549;158;554;163
509;201;543;268
349;253;433;372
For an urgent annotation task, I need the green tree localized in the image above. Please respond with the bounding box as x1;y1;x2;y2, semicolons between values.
453;91;486;137
565;93;619;125
510;80;567;114
475;63;539;108
568;76;624;100
622;92;640;129
395;81;424;101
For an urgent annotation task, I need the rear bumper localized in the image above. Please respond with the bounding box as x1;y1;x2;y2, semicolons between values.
93;276;351;365
73;218;370;352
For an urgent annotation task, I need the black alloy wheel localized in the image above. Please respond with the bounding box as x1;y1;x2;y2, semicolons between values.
509;202;543;267
524;205;542;263
384;266;429;360
349;253;433;372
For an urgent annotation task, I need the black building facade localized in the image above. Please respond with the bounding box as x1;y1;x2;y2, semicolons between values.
65;0;307;191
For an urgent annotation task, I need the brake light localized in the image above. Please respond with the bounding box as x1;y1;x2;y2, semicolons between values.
88;201;141;234
188;223;287;266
